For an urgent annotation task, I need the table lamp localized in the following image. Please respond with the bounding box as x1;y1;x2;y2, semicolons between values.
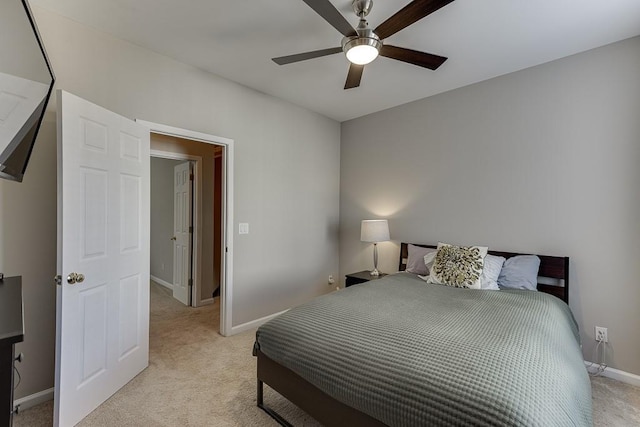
360;219;390;276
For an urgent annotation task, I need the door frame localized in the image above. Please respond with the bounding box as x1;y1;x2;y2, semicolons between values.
150;153;201;306
139;120;234;336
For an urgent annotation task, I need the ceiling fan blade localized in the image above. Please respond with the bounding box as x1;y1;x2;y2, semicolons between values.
272;47;342;65
380;45;447;70
302;0;357;37
344;64;364;89
375;0;455;40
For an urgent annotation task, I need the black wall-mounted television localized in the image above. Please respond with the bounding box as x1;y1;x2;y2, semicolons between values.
0;0;55;182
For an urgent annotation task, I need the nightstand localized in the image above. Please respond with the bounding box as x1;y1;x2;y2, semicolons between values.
345;270;388;287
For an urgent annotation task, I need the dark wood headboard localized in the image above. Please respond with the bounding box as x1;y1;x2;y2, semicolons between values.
399;243;570;304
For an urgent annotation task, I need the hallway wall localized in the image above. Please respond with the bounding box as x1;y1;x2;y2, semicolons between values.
150;157;182;285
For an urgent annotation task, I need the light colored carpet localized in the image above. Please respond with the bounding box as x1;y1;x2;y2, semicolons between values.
14;282;640;426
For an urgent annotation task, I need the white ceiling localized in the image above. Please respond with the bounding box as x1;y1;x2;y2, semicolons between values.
31;0;640;122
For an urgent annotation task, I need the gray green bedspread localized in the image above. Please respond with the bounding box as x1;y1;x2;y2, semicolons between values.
255;273;592;426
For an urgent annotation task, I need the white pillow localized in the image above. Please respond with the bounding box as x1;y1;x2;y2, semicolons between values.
424;251;436;271
427;243;488;289
480;254;505;290
417;252;437;281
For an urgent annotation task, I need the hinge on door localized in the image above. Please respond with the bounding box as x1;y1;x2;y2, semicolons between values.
189;226;193;233
189;173;194;181
188;278;193;287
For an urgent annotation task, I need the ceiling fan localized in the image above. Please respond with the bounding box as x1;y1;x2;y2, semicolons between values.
272;0;455;89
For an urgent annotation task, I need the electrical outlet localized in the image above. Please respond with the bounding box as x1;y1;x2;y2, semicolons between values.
595;326;608;343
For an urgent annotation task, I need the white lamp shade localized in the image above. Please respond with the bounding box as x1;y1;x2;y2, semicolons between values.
345;44;379;65
360;219;390;243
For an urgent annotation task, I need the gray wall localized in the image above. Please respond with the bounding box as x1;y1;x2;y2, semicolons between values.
0;7;340;400
340;36;640;376
0;0;51;83
0;115;57;401
340;37;640;374
150;157;182;285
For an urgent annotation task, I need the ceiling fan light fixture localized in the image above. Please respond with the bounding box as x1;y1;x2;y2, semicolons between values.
272;0;453;89
342;31;381;65
345;43;379;65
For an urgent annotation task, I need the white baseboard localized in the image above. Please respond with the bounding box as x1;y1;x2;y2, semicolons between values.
198;297;214;306
230;309;289;335
585;361;640;387
150;275;173;290
14;387;54;412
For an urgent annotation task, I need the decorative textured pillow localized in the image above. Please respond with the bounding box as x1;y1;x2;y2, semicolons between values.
497;255;541;290
480;254;505;290
427;243;488;289
405;244;437;275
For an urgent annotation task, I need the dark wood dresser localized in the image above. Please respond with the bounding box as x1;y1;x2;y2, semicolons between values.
0;276;23;427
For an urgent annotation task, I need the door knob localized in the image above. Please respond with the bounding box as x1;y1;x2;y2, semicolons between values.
67;272;84;284
171;236;177;241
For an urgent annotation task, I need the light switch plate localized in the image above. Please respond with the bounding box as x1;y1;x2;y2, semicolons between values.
239;223;249;234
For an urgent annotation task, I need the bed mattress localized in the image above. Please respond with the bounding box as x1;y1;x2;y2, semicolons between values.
254;272;592;426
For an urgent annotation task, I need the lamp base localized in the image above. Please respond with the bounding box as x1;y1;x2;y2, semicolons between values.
370;268;380;276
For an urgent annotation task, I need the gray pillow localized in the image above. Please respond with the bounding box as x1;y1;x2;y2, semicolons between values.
497;255;541;290
405;244;436;275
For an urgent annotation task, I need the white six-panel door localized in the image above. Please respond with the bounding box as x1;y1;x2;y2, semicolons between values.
54;90;150;426
172;161;192;306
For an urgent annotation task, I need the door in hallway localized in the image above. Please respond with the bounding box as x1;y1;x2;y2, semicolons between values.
172;161;192;305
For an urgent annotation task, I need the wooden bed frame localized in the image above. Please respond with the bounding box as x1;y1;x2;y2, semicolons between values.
256;243;570;426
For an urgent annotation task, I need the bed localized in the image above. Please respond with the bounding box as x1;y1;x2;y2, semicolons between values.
253;243;591;426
